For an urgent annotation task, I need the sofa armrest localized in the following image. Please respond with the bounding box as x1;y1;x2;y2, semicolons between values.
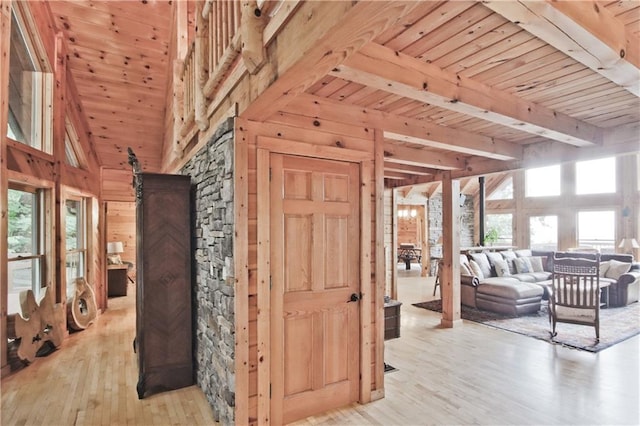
461;274;479;287
618;270;640;287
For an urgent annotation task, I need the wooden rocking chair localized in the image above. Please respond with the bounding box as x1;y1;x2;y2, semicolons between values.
550;253;602;340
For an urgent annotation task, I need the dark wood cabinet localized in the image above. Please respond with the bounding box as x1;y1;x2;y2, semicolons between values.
133;172;193;399
107;265;129;297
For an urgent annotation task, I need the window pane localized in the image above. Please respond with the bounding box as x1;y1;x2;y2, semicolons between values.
8;258;41;315
486;214;512;245
487;176;513;200
526;165;560;197
576;157;616;194
530;215;558;251
578;210;615;253
8;189;35;256
66;199;81;250
8;11;36;146
66;252;85;300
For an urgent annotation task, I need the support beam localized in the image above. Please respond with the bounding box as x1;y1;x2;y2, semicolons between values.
440;172;461;328
383;162;434;176
484;0;640;96
288;94;524;161
335;42;603;147
384;143;467;170
242;1;423;121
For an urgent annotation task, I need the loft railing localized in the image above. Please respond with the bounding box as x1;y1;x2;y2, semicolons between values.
175;0;300;157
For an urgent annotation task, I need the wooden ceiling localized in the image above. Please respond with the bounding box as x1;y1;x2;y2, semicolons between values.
45;1;639;197
47;0;174;172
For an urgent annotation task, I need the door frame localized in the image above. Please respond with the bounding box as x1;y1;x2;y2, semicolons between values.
255;136;374;425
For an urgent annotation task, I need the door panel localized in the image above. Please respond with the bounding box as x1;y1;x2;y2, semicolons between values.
271;154;360;424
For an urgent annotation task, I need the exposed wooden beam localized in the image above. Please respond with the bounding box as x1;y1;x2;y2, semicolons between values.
484;0;640;97
287;94;524;161
383;162;434;176
242;1;423;121
334;42;603;147
384;171;415;180
384;142;467;170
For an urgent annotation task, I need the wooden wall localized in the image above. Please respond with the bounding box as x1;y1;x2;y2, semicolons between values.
106;202;137;266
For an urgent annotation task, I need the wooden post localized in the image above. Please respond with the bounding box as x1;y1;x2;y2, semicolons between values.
391;188;398;301
373;129;385;398
194;0;209;132
53;33;67;304
241;0;266;74
0;0;12;377
441;172;461;328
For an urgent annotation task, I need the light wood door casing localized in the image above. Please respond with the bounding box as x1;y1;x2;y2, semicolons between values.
271;154;360;424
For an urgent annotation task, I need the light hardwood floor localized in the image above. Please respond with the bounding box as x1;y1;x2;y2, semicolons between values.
2;267;639;425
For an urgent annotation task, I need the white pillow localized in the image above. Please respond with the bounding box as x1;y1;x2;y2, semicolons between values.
605;259;631;280
493;258;511;277
514;257;532;274
469;259;484;279
460;262;472;276
529;256;544;273
599;261;610;278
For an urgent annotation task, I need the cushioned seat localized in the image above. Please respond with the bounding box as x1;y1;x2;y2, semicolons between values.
476;280;544;316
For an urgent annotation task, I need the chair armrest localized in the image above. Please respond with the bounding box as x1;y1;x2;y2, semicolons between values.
461;274;479;287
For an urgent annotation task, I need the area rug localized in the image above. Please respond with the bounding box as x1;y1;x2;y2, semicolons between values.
412;300;640;353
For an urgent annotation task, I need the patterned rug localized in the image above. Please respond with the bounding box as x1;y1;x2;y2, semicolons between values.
412;300;640;353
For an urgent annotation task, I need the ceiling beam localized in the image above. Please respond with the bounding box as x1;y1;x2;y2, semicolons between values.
383;162;435;176
483;0;640;97
384;142;467;170
241;1;423;121
334;42;603;147
287;93;524;160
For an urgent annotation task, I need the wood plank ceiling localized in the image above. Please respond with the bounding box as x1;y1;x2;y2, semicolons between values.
47;0;173;172
46;0;639;199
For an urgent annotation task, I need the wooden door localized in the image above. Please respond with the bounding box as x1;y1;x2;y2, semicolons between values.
271;154;360;424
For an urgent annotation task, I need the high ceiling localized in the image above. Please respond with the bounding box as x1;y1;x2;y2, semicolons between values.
45;0;639;197
48;0;174;172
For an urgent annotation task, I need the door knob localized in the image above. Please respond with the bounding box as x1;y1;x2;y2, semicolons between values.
348;293;361;303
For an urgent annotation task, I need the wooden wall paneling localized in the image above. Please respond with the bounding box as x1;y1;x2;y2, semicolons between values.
53;32;67;304
101;168;134;202
360;158;372;404
234;118;250;425
5;142;55;181
105;201;136;265
255;148;270;425
373;129;385;399
0;0;10;378
391;189;398;300
383;189;392;296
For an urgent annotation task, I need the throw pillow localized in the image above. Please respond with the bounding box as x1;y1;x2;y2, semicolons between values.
501;250;518;274
514;257;532;274
605;259;631;280
599;261;610;278
493;258;511;277
469;259;484;279
460;262;472;276
528;256;544;273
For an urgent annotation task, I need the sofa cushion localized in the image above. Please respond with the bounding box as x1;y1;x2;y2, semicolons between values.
599;261;610;277
501;250;518;274
605;259;632;280
515;249;532;258
529;256;544;273
460;262;472;276
469;259;484;279
477;280;544;300
493;258;511;277
511;273;537;283
485;251;504;272
469;253;492;278
514;257;533;274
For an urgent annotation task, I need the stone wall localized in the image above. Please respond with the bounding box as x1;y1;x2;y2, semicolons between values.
428;194;474;258
181;118;235;424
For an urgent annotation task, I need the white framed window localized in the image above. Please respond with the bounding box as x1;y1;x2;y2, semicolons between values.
487;176;513;200
64;117;81;167
525;165;560;197
486;213;513;246
577;210;615;253
576;157;616;195
7;187;45;314
7;5;53;153
65;197;87;299
529;215;558;251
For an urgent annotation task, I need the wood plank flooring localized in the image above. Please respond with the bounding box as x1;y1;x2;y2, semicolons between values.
2;267;639;425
